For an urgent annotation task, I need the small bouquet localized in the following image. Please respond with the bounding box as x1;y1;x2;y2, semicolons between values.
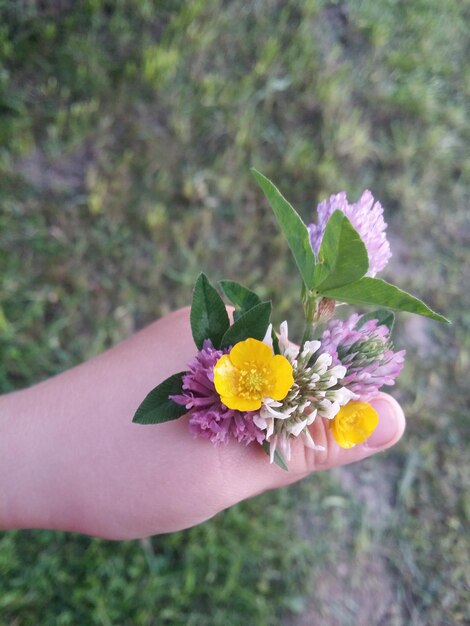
133;170;447;469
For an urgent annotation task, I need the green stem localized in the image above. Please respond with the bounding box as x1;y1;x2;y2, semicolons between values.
300;286;320;348
300;322;316;348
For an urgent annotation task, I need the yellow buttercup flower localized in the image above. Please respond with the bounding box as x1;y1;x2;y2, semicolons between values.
331;401;379;449
214;338;294;411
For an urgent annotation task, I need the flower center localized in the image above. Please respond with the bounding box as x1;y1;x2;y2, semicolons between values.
343;409;360;427
237;363;273;399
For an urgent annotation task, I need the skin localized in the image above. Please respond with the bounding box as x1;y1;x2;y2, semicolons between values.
0;307;405;540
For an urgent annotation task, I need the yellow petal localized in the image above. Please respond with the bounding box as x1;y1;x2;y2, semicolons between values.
229;338;273;368
331;401;379;448
270;354;294;401
213;354;238;398
220;395;262;411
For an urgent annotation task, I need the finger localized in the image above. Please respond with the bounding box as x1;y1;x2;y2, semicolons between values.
308;391;406;471
218;392;406;499
271;391;406;485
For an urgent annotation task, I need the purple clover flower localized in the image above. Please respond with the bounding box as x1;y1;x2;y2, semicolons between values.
171;339;265;445
319;313;405;401
308;190;391;277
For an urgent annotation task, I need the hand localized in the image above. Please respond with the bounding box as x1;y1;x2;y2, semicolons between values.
0;307;405;540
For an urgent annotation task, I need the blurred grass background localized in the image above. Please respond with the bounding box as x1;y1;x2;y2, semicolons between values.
0;1;469;624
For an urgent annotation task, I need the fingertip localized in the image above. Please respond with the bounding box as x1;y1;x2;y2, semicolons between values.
366;392;406;450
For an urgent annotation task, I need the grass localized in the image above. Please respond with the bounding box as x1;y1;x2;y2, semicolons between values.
0;1;469;624
0;486;316;625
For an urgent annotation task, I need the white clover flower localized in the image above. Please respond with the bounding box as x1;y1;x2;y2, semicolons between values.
278;320;299;361
262;323;273;350
255;322;354;463
254;398;297;440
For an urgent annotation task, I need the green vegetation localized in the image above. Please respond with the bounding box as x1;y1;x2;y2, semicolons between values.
0;1;468;624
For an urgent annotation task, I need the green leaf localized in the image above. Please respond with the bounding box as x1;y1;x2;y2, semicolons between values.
271;331;281;355
220;280;262;320
251;168;316;288
190;273;230;349
262;442;289;471
313;211;369;290
133;373;188;424
323;277;449;323
220;301;272;348
219;281;281;352
356;309;395;332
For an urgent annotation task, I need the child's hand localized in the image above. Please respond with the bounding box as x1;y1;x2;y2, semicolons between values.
0;307;405;540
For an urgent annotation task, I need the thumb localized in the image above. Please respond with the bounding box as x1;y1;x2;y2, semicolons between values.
305;392;407;472
217;392;406;496
245;392;406;491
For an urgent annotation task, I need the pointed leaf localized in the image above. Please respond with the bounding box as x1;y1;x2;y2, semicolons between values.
356;309;395;332
190;273;230;349
220;301;272;348
252;168;316;288
323;277;449;323
313;210;369;290
271;330;281;355
220;280;262;318
133;373;188;424
262;442;289;471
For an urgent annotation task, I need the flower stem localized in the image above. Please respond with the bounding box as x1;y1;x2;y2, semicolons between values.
300;285;320;348
301;322;316;348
